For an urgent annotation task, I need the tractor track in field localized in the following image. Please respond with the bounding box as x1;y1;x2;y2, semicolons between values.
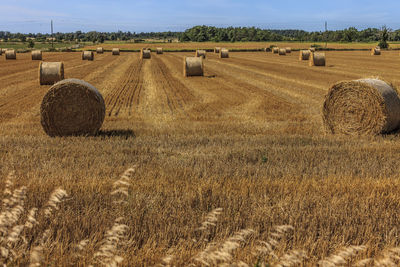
105;59;144;117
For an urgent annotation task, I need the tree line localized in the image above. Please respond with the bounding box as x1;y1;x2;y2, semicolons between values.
0;25;398;44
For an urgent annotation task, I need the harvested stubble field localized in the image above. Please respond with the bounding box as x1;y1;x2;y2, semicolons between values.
2;50;400;265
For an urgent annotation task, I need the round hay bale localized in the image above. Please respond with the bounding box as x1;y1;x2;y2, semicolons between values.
1;48;6;54
272;47;279;54
183;56;204;77
309;47;316;52
112;48;120;55
40;78;105;137
309;52;325;66
5;50;16;60
156;47;163;54
285;47;292;53
39;62;64;85
371;47;381;55
219;48;229;58
31;50;42;60
214;47;221;53
96;47;104;54
141;49;151;59
299;50;311;61
195;50;206;59
82;51;94;61
278;48;286;56
323;78;400;135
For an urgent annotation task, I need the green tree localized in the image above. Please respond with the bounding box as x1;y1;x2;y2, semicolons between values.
28;39;35;48
378;26;389;49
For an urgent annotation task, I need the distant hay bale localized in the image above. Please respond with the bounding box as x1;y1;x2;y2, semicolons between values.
219;48;229;58
96;47;104;54
141;49;151;59
1;48;6;54
5;50;16;60
285;47;292;53
309;52;326;66
299;50;311;60
214;47;221;53
195;50;206;58
39;62;64;85
323;78;400;135
40;78;105;137
112;48;120;55
371;47;381;55
272;47;279;54
31;50;42;60
309;47;316;52
82;51;94;61
156;47;163;54
183;56;204;77
278;48;286;55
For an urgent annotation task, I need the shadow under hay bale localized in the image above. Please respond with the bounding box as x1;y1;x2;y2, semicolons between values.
96;129;135;139
323;78;400;135
184;56;204;77
40;79;105;137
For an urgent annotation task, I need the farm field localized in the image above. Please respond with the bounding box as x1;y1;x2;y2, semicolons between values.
84;41;400;50
2;50;400;265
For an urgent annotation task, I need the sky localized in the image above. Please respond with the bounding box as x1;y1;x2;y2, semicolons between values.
1;0;400;33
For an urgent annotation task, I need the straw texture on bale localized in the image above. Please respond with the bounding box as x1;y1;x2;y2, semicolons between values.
31;50;42;60
82;51;94;61
323;78;400;135
39;62;64;85
141;49;151;59
299;50;311;60
156;48;163;54
309;47;316;52
112;48;120;55
219;48;229;58
278;48;286;55
40;79;105;137
272;47;279;54
371;48;381;55
183;56;204;77
96;47;104;54
285;47;292;53
5;50;16;60
195;50;206;58
214;47;221;53
309;52;326;66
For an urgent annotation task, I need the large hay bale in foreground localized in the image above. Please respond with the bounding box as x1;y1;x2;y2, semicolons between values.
272;47;279;54
285;47;292;53
195;50;206;59
214;47;221;53
309;52;326;66
278;48;286;55
82;51;94;61
112;48;120;55
156;47;163;54
184;56;204;77
219;48;229;58
371;47;381;55
323;78;400;135
96;47;104;54
141;49;151;59
39;62;64;85
299;50;311;60
40;79;105;137
5;50;16;60
31;50;42;60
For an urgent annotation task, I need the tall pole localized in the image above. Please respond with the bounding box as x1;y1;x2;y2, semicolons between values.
51;20;54;48
325;21;328;48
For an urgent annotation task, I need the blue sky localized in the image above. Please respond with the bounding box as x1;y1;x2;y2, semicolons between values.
1;0;400;33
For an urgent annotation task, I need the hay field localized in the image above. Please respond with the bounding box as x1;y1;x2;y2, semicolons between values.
85;41;400;51
2;50;400;265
